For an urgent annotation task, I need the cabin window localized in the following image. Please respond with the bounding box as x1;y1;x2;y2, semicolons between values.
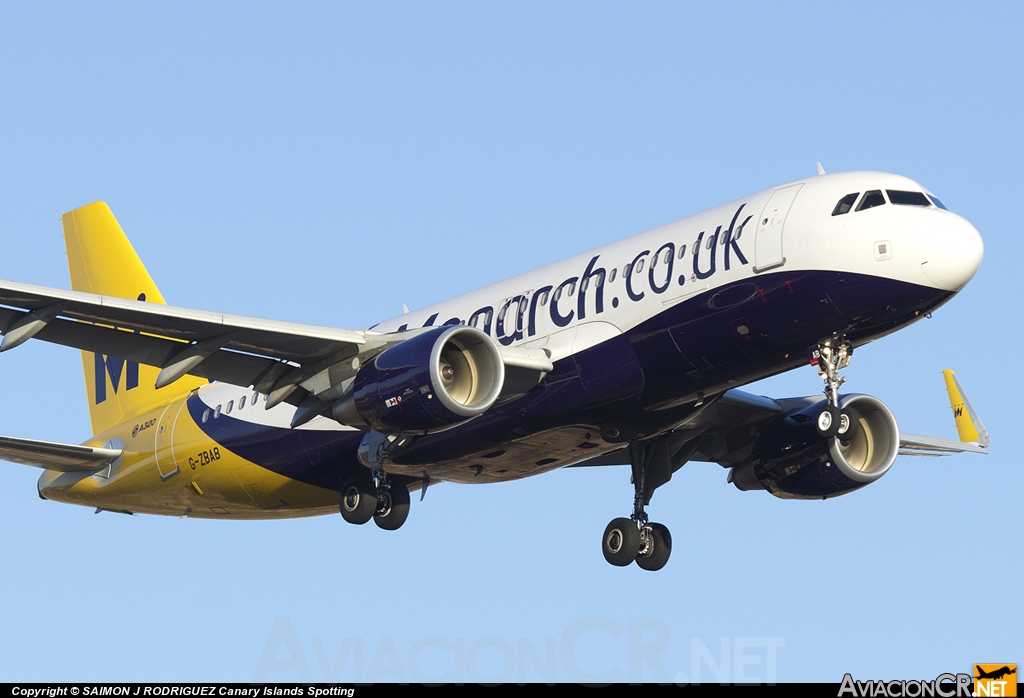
202;409;210;423
239;395;246;409
635;259;645;273
469;308;493;332
214;404;222;419
887;190;931;207
856;190;887;211
623;262;631;277
678;244;687;258
608;268;617;283
581;278;589;292
225;400;234;415
832;193;859;216
252;392;259;406
538;289;549;306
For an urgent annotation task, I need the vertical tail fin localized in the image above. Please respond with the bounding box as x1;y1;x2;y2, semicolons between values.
62;202;205;435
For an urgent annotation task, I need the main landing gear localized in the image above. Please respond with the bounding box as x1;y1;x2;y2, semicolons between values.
601;439;674;571
812;335;859;442
339;431;411;530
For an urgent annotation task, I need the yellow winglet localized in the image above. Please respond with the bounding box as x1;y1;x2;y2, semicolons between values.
942;370;990;446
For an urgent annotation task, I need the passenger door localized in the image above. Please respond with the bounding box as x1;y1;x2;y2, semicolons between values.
753;184;802;273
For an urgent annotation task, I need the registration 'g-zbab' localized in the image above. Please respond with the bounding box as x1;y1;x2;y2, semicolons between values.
0;170;990;570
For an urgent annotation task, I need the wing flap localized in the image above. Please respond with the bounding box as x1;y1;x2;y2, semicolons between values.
0;435;120;472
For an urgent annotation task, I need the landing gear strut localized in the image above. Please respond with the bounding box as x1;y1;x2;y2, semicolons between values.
601;439;674;571
339;430;411;530
813;335;858;441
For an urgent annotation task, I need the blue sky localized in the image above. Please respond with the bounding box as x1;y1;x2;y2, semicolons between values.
0;1;1020;683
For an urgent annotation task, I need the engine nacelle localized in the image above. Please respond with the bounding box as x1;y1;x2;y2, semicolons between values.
729;394;900;499
333;326;505;434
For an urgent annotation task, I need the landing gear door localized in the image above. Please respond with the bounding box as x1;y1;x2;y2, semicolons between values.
753;184;802;273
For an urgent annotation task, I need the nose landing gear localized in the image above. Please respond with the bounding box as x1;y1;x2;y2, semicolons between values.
812;335;858;441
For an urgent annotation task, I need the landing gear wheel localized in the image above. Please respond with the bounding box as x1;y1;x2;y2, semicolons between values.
339;473;377;525
816;405;841;438
837;408;860;443
373;482;410;531
635;522;672;571
602;517;640;567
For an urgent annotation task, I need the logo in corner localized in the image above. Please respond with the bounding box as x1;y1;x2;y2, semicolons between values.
974;665;1016;697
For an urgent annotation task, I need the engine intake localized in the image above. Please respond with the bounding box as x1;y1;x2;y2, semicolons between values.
729;394;899;499
333;326;504;434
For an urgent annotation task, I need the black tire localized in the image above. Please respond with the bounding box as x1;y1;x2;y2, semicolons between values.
837;408;861;443
815;405;841;438
602;517;640;567
635;522;672;571
339;473;377;525
373;482;411;531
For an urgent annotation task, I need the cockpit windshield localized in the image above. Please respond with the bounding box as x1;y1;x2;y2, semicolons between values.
831;188;946;217
856;190;886;211
832;193;858;216
887;190;931;207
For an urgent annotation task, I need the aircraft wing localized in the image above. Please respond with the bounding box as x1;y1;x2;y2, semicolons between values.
0;279;552;415
573;370;988;468
0;434;120;472
0;279;367;399
897;371;990;456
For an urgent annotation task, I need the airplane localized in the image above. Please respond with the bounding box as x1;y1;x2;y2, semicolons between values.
974;663;1015;679
0;169;990;571
975;666;1016;681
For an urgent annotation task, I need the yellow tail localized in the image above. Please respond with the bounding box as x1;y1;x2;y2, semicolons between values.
62;202;206;435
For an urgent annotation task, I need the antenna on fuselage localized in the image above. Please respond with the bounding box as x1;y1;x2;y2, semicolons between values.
816;162;826;175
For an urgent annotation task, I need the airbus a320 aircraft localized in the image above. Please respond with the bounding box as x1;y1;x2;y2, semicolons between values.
0;170;989;570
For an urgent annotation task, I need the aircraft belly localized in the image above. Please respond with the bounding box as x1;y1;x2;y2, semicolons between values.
385;425;617;483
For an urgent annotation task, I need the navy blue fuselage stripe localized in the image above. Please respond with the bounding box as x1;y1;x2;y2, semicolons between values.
187;396;363;492
189;270;952;491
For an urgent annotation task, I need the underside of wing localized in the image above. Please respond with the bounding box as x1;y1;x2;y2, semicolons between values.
0;434;121;472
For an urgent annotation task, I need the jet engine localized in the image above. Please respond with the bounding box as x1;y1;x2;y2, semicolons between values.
333;325;505;434
728;394;899;499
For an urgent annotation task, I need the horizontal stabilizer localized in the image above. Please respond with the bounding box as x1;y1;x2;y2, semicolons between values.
0;434;120;472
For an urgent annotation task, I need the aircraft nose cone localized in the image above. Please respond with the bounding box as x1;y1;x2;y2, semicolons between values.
919;215;984;291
